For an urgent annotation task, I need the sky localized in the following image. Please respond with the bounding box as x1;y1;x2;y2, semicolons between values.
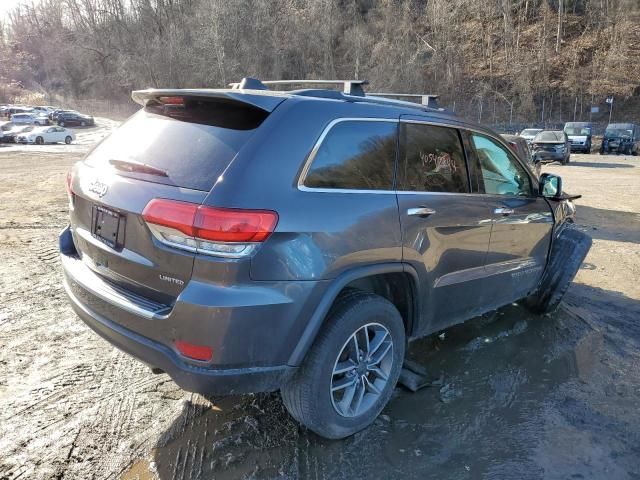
0;0;40;21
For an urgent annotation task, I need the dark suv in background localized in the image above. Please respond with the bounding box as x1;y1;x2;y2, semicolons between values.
60;78;591;439
600;123;639;155
57;111;95;127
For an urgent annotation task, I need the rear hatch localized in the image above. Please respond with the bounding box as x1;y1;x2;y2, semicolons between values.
69;93;280;305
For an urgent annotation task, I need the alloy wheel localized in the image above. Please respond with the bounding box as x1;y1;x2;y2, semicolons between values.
330;322;393;417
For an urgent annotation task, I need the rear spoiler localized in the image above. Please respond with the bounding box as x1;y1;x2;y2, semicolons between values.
131;88;286;112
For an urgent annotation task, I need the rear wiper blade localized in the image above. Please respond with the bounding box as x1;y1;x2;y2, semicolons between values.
109;159;168;177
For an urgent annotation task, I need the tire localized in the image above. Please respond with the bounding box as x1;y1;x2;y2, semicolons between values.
59;121;65;127
65;136;72;145
525;226;592;314
35;136;44;145
281;291;406;439
80;121;86;127
35;121;41;126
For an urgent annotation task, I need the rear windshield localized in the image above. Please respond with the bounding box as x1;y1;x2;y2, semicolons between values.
84;98;268;191
534;131;564;142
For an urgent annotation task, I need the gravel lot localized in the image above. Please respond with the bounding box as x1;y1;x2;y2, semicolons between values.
0;131;639;479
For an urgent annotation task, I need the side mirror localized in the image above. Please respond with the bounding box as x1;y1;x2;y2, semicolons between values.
539;173;562;198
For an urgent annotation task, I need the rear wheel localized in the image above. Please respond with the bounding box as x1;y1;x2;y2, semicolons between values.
35;136;44;145
281;291;405;439
65;136;72;145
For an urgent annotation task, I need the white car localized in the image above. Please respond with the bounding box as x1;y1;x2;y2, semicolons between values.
10;113;49;126
519;128;543;144
16;126;75;145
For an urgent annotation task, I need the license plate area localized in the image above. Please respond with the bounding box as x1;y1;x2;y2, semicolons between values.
91;205;124;249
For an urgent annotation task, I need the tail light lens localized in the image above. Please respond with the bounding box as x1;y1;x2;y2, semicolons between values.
142;199;278;258
175;340;213;362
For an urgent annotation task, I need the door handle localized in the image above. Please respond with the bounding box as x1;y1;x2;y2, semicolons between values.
494;207;515;216
407;207;436;217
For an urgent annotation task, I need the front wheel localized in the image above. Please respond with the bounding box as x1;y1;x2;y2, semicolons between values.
281;291;405;439
65;136;72;144
80;121;86;127
35;136;44;145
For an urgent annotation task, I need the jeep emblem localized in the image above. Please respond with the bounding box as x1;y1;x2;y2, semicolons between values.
88;179;108;197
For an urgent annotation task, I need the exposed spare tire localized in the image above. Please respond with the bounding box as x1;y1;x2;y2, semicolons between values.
525;226;592;314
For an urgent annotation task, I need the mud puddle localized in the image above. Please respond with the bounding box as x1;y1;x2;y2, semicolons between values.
144;304;619;480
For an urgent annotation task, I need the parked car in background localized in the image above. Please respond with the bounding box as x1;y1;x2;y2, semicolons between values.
3;125;35;142
32;106;56;116
600;123;639;155
61;78;591;439
10;112;50;126
57;112;94;127
6;106;34;118
531;130;571;165
501;134;540;176
49;109;74;121
518;128;543;144
563;122;592;153
0;121;15;142
15;126;75;145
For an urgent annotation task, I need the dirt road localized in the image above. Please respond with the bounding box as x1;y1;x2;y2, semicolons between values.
0;138;639;479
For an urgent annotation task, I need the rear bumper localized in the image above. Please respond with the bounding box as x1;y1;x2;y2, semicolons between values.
64;279;295;394
59;225;318;395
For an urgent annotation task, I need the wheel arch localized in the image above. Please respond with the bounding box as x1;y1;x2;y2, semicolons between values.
287;263;420;366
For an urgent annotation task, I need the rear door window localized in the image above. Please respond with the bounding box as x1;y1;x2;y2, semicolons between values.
84;98;269;192
397;122;469;193
303;120;397;190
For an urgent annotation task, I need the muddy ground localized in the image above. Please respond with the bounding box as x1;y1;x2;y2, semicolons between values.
0;128;639;479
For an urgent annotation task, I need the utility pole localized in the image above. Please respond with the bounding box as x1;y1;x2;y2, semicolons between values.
606;95;614;124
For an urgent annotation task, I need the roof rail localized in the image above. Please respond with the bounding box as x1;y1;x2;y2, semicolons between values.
368;92;440;109
230;78;369;96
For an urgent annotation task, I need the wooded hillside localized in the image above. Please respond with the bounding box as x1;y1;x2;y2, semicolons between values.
1;0;639;125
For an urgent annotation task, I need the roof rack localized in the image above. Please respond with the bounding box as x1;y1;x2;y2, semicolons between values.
230;78;368;96
367;93;440;109
227;77;448;113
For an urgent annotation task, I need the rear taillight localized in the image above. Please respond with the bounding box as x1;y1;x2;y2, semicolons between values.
175;340;213;362
142;199;278;258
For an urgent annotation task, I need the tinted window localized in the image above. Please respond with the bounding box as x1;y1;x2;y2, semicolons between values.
84;101;268;191
304;121;397;190
472;134;532;196
398;123;469;193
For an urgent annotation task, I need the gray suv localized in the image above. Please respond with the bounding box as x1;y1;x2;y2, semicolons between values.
60;78;591;439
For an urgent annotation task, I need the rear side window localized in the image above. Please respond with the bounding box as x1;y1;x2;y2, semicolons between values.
84;98;269;191
397;123;469;193
303;120;397;190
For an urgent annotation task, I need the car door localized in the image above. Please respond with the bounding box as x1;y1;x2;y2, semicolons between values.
53;127;65;142
466;131;554;308
395;118;494;334
43;127;55;142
